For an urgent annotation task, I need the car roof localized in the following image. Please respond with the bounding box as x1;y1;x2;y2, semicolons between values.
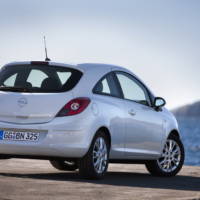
4;61;128;72
77;63;127;72
4;60;143;84
3;61;154;96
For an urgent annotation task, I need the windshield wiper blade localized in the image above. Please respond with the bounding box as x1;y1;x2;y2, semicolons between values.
0;86;31;92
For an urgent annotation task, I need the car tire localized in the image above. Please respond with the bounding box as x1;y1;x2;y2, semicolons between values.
50;160;78;171
78;130;110;179
145;134;184;177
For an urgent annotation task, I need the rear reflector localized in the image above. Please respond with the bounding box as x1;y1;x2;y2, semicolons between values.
56;97;91;117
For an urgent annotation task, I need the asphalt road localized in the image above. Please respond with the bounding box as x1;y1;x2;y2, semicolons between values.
0;159;199;200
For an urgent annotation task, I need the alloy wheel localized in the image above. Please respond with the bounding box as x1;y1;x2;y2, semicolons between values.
93;137;108;174
157;139;181;173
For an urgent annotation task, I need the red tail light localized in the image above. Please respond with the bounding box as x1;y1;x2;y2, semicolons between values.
56;97;91;117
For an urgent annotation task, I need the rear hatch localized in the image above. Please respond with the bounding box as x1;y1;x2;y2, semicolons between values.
0;62;82;124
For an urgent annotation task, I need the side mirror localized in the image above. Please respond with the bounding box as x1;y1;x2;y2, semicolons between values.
154;97;166;110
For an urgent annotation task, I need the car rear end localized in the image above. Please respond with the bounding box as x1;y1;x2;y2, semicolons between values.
0;61;92;159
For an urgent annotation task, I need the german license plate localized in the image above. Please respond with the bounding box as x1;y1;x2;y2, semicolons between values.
0;130;39;142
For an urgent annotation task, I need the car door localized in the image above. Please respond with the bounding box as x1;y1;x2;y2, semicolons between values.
114;71;165;158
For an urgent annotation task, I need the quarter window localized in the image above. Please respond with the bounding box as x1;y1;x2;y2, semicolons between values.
93;73;121;98
101;78;111;94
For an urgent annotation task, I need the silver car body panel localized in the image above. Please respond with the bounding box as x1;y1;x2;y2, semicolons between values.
0;61;179;160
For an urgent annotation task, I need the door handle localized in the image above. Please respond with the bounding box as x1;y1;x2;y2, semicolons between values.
128;109;136;116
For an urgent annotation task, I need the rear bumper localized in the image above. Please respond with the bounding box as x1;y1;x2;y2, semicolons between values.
0;117;92;158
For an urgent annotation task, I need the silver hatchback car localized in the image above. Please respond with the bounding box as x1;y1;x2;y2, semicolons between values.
0;61;184;179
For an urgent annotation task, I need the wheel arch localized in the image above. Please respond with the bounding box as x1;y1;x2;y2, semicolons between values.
96;126;111;148
159;129;181;156
83;125;112;158
167;129;180;139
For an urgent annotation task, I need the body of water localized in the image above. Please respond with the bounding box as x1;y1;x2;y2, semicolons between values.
177;117;200;166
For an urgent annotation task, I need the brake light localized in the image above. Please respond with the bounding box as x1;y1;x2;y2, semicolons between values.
56;97;91;117
31;61;49;65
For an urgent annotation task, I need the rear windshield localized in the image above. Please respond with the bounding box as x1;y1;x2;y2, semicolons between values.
0;64;83;93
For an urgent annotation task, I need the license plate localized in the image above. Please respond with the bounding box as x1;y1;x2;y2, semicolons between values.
0;130;39;142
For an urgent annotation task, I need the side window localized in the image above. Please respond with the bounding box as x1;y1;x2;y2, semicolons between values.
27;69;48;87
93;73;121;98
101;78;111;94
116;72;150;106
4;73;17;87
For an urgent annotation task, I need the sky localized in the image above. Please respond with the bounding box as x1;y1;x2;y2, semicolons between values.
0;0;199;109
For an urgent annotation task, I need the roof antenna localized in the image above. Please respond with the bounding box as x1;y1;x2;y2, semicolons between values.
43;36;51;61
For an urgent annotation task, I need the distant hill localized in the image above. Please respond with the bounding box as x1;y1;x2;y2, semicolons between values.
172;101;200;166
172;101;200;118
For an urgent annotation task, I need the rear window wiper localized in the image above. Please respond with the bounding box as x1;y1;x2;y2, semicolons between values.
0;86;32;92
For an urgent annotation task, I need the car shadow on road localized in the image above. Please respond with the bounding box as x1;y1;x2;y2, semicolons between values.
0;170;199;192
